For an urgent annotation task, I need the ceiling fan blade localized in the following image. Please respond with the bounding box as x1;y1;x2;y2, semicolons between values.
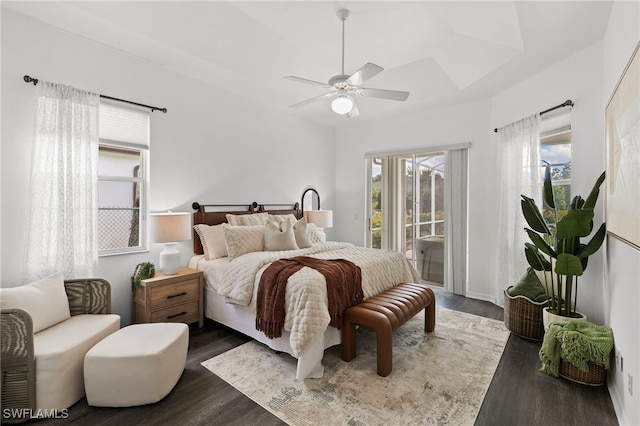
289;92;333;108
347;102;360;118
284;76;330;88
346;63;384;86
358;87;410;101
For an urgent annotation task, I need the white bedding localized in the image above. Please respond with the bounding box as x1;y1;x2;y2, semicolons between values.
193;242;420;364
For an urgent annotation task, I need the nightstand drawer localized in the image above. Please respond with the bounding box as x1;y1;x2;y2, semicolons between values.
151;300;199;324
150;279;199;309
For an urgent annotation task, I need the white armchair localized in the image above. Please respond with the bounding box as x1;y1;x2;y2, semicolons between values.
1;273;120;423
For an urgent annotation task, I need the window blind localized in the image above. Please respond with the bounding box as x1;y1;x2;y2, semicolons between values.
99;102;150;149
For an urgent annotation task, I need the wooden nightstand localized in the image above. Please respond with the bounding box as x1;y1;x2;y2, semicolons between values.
133;267;204;328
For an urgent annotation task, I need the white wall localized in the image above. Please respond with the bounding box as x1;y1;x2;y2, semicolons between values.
334;100;495;300
602;2;640;424
0;9;336;324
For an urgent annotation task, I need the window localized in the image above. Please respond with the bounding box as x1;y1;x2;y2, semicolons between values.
98;103;149;255
540;114;571;222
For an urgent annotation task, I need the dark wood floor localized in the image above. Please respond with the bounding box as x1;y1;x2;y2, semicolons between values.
32;290;618;426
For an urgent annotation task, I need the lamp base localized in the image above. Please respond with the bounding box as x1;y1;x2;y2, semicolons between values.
159;243;181;275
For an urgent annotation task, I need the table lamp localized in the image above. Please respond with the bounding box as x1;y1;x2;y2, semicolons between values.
149;212;191;274
301;188;333;230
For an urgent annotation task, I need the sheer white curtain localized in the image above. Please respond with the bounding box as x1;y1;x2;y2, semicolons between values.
444;148;468;295
494;114;541;305
24;82;100;282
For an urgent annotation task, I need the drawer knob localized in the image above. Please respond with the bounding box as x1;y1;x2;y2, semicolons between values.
167;311;187;320
167;292;188;299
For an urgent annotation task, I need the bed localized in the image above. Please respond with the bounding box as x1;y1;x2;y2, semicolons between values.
188;201;420;379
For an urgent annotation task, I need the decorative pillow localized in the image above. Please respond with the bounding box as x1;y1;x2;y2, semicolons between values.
268;214;297;226
226;212;269;226
222;224;265;259
306;223;326;244
193;224;228;260
264;219;299;251
507;267;548;302
0;272;71;333
293;217;313;249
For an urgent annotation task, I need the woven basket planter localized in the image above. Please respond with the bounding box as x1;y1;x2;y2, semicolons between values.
503;289;548;341
560;360;607;386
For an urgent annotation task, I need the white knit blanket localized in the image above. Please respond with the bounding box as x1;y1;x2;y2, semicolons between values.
218;242;420;357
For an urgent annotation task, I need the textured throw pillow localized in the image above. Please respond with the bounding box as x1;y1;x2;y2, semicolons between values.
226;212;269;226
507;267;548;302
293;217;313;249
222;224;265;259
264;219;299;251
0;272;71;333
193;224;228;260
268;214;297;226
306;223;326;244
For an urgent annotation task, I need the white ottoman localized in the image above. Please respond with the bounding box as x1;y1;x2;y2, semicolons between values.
84;323;189;407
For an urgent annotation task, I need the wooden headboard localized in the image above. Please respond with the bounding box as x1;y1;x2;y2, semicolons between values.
191;201;302;255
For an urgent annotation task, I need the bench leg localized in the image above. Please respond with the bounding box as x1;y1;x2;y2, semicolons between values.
424;287;436;332
341;321;357;362
376;324;393;377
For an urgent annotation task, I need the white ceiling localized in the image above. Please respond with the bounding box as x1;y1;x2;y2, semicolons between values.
4;1;613;127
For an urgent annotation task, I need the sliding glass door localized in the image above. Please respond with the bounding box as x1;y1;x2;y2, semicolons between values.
367;152;446;286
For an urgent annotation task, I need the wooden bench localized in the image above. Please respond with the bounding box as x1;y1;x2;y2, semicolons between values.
341;283;436;376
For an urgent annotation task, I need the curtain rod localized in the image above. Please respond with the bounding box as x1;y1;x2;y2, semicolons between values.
23;75;167;113
493;99;573;133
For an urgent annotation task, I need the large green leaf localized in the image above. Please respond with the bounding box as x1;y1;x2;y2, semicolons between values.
583;171;606;209
556;209;594;239
578;222;606;258
525;228;556;257
525;243;552;271
555;253;584;276
521;196;550;234
543;165;555;209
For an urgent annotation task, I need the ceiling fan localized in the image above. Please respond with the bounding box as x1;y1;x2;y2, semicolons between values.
284;9;410;118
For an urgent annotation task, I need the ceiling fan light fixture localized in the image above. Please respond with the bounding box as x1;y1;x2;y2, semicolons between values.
285;8;409;117
331;95;354;115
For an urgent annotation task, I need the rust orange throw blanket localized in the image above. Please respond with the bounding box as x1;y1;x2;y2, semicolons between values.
256;256;363;339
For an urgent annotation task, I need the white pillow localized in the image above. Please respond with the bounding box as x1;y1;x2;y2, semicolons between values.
226;213;269;226
307;223;326;244
268;214;297;226
264;219;299;251
293;217;313;249
222;224;265;259
0;272;71;333
193;224;228;260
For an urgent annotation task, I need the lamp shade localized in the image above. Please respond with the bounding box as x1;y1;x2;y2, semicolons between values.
149;212;191;243
304;209;333;229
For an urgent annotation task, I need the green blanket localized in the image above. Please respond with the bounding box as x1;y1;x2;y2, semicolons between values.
539;321;614;377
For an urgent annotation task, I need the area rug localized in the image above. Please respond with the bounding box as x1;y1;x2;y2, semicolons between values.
201;307;509;426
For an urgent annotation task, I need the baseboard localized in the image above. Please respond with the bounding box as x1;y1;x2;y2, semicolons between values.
609;379;628;425
465;291;501;306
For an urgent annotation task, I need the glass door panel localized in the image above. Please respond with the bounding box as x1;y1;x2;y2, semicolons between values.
367;152;446;287
370;158;383;249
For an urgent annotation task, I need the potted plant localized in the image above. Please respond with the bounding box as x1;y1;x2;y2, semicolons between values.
520;165;606;326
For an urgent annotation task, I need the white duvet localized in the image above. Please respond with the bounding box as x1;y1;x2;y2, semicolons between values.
217;242;420;357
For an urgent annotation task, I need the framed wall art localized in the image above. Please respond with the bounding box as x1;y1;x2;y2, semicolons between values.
605;41;640;251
